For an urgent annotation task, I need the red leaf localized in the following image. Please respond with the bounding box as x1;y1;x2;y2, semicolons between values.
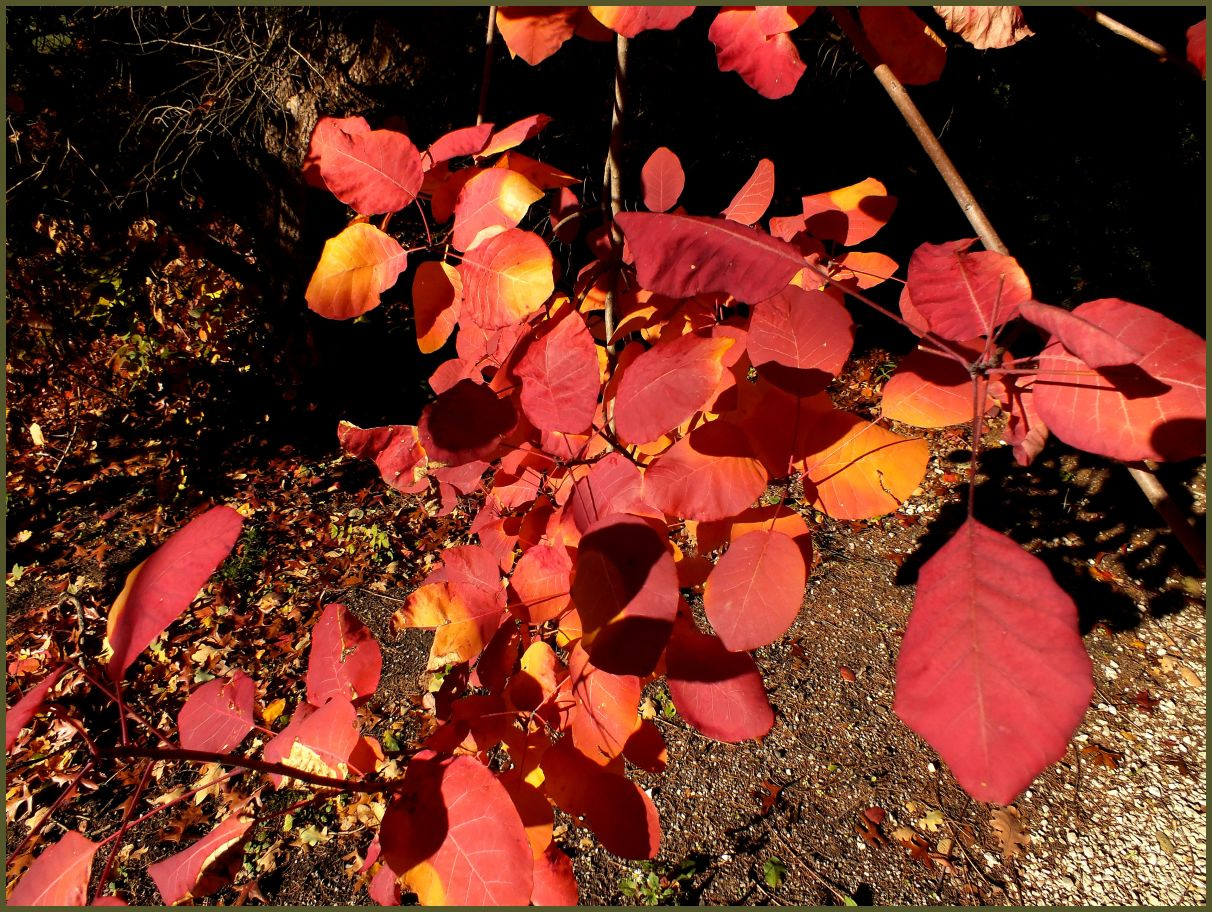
704;530;805;652
613;331;736;444
796;177;898;246
666;613;774;742
1018;299;1143;369
540;737;660;859
643;421;769;522
495;8;581;65
895;519;1093;804
262;697;360;786
478;114;554;159
424;123;494;169
748;285;855;395
394;583;504;670
515;310;601;434
452;169;544;252
640;146;685;213
906;239;1031;341
993;375;1048;466
106;506;243;681
722;158;775;226
8;831;100;906
615;212;803;305
337;421;429;494
567;642;642;762
881;343;980;428
148;814;253;905
306;604;382;707
530;843;579;905
367;862;402;905
303;116;369;189
305;223;408;321
509;543;573;624
588;6;695;37
457;228;554;330
381;753;533;905
1188;19;1206;78
935;6;1034;49
708;8;806;99
178;671;255;754
307;122;423;215
1031;299;1206;462
412;261;462;354
564;452;648;534
418;379;517;465
6;663;66;751
430;546;507;606
571;514;678;676
860;7;947;85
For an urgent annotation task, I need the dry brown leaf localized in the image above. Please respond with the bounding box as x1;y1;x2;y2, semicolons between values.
990;805;1031;861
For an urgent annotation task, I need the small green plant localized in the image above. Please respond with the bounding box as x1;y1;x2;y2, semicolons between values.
619;857;702;906
218;524;267;587
762;856;787;889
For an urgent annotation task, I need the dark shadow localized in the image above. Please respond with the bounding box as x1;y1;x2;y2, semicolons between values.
1152;417;1208;463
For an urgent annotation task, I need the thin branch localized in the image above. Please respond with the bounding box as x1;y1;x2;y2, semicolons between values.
1124;463;1206;573
94;761;153;902
601;33;630;360
6;762;95;867
1075;7;1171;61
477;7;498;125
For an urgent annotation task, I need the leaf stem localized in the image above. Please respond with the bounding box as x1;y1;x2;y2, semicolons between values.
93;760;153;902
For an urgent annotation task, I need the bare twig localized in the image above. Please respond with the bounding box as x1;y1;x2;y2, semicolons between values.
1125;462;1206;573
1075;7;1171;60
477;7;497;125
601;33;630;359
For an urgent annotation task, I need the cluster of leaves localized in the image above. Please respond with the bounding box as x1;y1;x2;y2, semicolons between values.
5;5;1206;907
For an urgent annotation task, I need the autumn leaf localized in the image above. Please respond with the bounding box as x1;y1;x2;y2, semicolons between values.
305;223;408;321
989;806;1031;860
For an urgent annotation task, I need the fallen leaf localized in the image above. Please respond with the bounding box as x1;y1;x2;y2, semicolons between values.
919;808;945;831
1080;743;1121;770
989;806;1030;861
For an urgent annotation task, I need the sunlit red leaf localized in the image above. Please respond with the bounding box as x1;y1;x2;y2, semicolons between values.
412;261;462;354
496;8;581;65
178;671;255;754
337;421;429;494
7;830;100;906
495;151;579;189
148;814;254;905
708;8;807;99
831;250;900;289
6;663;66;751
935;6;1034;49
530;843;579;905
106;506;243;682
588;6;695;37
613;332;735;444
305;223;408;321
424;123;494;169
1188;19;1206;78
394;582;503;670
1017;299;1142;369
704;530;805;652
567;642;642;763
906;239;1031;341
666;613;774;742
458;228;554;329
615;211;803;305
262;697;360;786
748;285;855;395
1031;299;1206;462
515;310;601;434
452;169;544;252
381;753;533;905
860;6;947;85
722;158;775;226
800;415;929;520
895;519;1093;804
991;375;1048;466
640;146;685;213
695;504;814;567
795;177;898;246
418;378;517;465
303;115;369;189
509;544;573;624
306;603;382;707
478;114;554;159
572;514;678;675
565;452;648;533
307;121;423;215
881;343;980;428
540;737;660;859
643;421;768;522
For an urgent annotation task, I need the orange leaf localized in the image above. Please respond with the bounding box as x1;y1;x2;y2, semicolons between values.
305;223;408;321
458;228;554;330
412;261;462;353
800;415;928;520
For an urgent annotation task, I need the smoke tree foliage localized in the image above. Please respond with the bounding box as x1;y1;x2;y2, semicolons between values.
7;6;1205;905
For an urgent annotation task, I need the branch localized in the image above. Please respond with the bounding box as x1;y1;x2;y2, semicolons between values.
1124;463;1206;573
601;33;630;359
477;7;498;125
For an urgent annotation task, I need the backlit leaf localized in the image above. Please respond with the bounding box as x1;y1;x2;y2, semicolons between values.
704;530;806;652
305;223;408;321
8;830;100;906
1188;19;1206;78
478;114;554;159
748;285;855;395
895;519;1093;804
106;506;243;681
307;121;423;215
881;343;980;428
572;514;678;675
860;6;947;85
337;421;429;494
496;8;581;65
801;415;928;520
418;378;517;465
906;239;1031;342
262;697;360;786
452;169;544;252
708;8;807;99
306;603;382;707
148;814;253;905
381;753;533;905
568;642;642;763
303;116;369;189
935;6;1034;49
1017;299;1142;369
643;421;768;522
5;664;66;752
509;544;573;624
796;177;897;247
666;613;774;742
640;146;685;213
564;452;648;534
613;332;735;444
1031;299;1206;462
458;228;554;330
412;261;462;353
424;123;494;169
515;310;601;434
178;671;255;754
393;582;503;670
615;211;803;305
588;6;695;37
723;158;775;226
